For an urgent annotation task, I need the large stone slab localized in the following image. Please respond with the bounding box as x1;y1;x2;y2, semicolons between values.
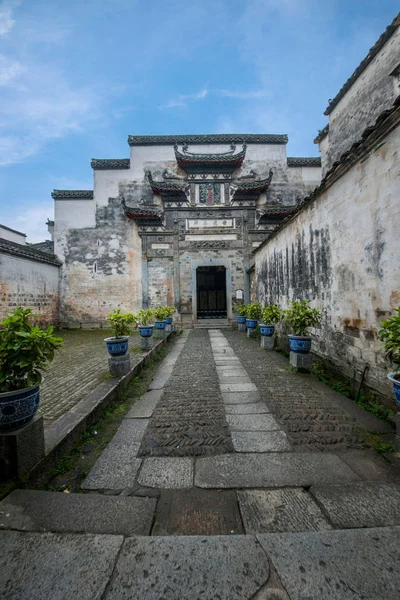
310;481;400;528
138;457;194;488
81;419;147;490
0;530;123;600
125;389;163;418
218;375;252;384
232;431;290;452
258;527;400;600
152;489;244;535
0;489;156;536
195;453;361;488
107;535;270;600
334;449;400;482
226;414;280;431
238;489;331;533
222;391;262;404
225;403;270;414
220;382;257;392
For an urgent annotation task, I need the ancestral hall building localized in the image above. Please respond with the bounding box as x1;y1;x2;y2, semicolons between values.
51;135;321;327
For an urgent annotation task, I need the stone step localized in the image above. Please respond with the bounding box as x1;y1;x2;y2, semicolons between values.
0;489;156;536
194;319;231;329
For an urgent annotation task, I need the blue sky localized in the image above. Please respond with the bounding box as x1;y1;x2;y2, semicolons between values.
0;0;398;242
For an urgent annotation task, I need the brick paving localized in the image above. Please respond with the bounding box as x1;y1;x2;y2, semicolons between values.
39;329;146;427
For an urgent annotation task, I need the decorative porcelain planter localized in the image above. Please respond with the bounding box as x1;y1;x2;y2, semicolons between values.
139;325;154;338
0;385;40;431
246;319;258;329
288;335;312;354
165;317;173;325
260;324;275;337
388;372;400;407
155;320;166;330
104;336;129;357
237;316;246;325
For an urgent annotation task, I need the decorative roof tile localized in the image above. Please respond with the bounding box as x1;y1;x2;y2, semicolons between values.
121;199;163;223
287;157;321;167
231;170;273;201
128;133;288;146
30;240;54;254
314;124;329;144
0;237;61;266
174;143;246;174
51;190;94;199
91;158;130;170
324;13;400;115
147;171;189;201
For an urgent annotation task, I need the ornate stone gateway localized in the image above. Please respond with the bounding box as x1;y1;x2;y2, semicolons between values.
196;266;227;319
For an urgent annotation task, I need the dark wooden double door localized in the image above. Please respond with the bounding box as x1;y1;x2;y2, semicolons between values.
196;266;227;319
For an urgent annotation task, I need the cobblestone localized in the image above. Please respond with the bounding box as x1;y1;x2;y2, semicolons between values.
39;330;146;427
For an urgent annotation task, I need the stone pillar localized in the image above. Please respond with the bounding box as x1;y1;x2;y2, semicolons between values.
238;323;246;332
155;328;165;340
289;351;313;372
165;324;172;333
0;414;45;480
108;354;131;377
247;328;257;339
261;335;275;350
140;337;152;352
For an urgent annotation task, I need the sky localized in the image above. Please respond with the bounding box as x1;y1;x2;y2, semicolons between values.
0;0;398;242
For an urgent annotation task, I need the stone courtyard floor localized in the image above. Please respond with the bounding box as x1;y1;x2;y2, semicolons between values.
39;329;148;427
1;329;400;599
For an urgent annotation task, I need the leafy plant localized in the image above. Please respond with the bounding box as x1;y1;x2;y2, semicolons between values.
135;308;154;326
378;307;400;371
236;303;248;317
261;304;282;325
163;306;175;318
245;302;262;320
107;309;135;338
0;307;63;392
284;300;321;336
153;306;169;321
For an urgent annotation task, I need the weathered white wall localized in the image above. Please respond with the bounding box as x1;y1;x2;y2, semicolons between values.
255;123;400;398
322;25;400;172
54;199;96;232
0;226;26;245
0;253;59;324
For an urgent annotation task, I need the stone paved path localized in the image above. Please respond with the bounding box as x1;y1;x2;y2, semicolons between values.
1;328;400;599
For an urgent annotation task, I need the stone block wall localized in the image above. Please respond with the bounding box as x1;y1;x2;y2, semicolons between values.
254;122;400;399
0;254;60;325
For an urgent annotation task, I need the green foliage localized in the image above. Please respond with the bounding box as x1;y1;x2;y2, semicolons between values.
378;307;400;370
107;309;135;338
236;303;248;317
153;306;170;321
245;302;262;320
0;307;63;392
261;304;282;325
134;308;154;326
163;306;175;318
284;300;321;336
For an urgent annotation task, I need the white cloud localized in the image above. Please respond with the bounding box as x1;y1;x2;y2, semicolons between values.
8;201;54;243
0;54;23;85
0;0;19;36
160;87;208;109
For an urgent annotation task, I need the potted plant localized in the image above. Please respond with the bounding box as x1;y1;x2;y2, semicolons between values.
284;300;321;353
378;307;400;406
0;307;63;431
135;308;154;338
245;302;262;330
164;306;175;325
153;306;168;331
260;304;282;337
104;309;135;357
236;303;248;326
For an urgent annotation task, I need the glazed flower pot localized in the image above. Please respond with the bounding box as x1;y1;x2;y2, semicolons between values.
165;317;173;325
139;325;154;338
0;385;40;431
237;316;246;325
155;320;166;330
104;336;129;357
388;372;400;407
260;324;275;337
288;335;312;354
246;319;258;329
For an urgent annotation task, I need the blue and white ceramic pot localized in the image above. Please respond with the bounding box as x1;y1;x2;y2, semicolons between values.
237;316;246;325
0;385;40;431
165;317;173;325
155;320;166;330
260;324;275;337
246;319;258;329
139;325;154;338
388;372;400;407
104;336;129;357
288;335;312;354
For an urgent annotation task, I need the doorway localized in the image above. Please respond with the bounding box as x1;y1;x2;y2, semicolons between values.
196;266;227;319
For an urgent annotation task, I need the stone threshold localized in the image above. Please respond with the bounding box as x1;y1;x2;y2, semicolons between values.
26;333;174;486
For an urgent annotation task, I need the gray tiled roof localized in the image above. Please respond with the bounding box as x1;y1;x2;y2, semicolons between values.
287;157;321;167
51;190;94;199
0;237;61;266
128;134;288;146
30;240;54;254
91;158;130;170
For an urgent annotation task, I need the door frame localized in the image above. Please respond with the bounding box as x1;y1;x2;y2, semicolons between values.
191;258;232;322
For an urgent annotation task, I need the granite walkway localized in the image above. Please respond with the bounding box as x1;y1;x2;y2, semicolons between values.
1;328;400;599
